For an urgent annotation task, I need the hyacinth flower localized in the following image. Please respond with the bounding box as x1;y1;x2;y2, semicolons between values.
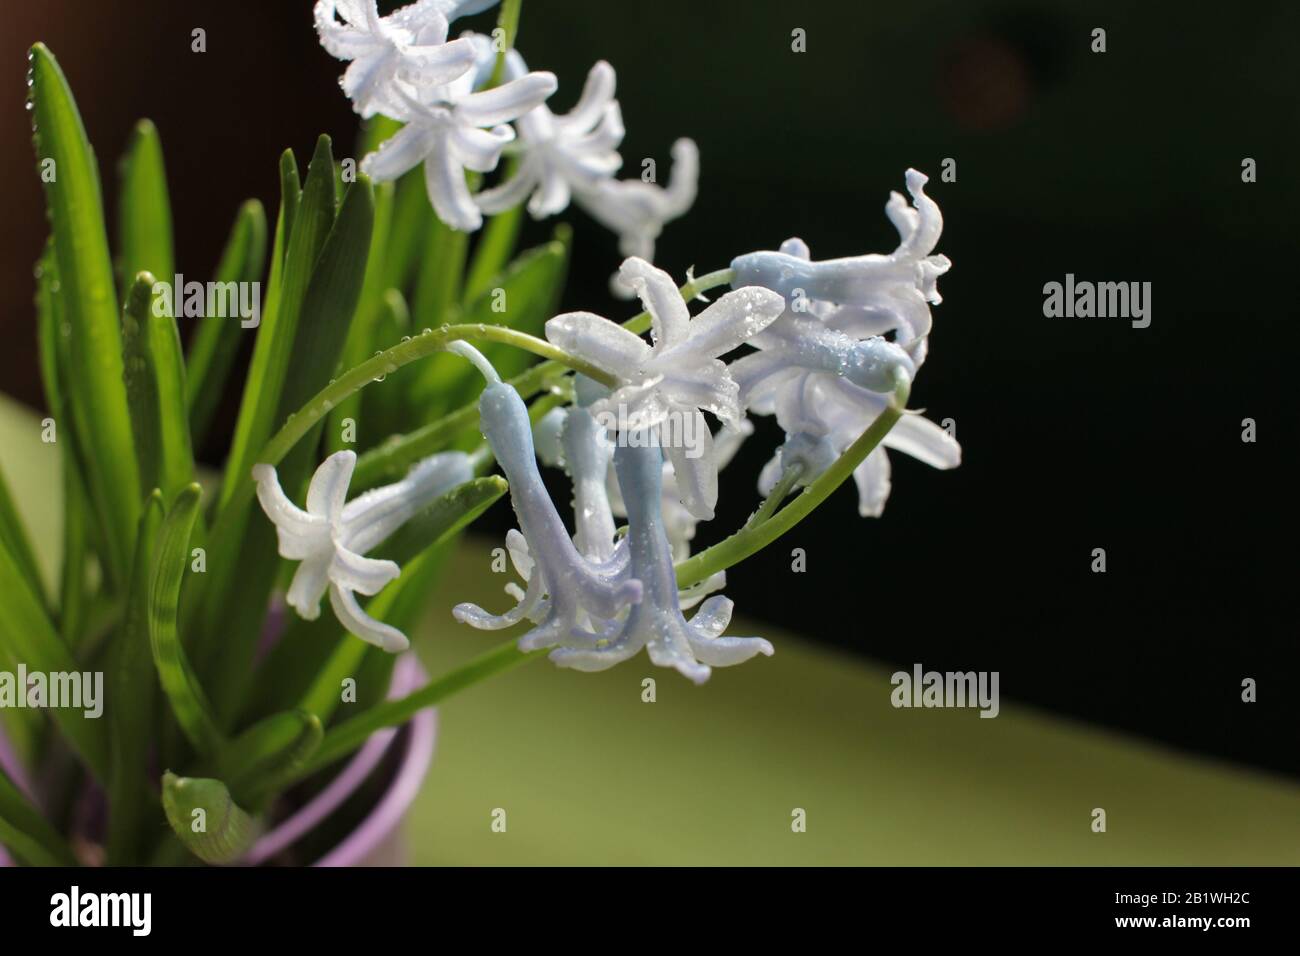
357;32;557;231
545;257;785;521
550;438;774;684
476;54;625;219
253;449;473;651
449;344;643;648
730;168;951;365
751;367;959;518
313;0;480;119
586;139;700;296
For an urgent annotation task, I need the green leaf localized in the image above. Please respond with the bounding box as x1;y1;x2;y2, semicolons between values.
408;230;570;418
148;484;223;755
116;118;174;294
326;178;394;455
0;766;78;867
29;43;141;586
202;174;374;725
105;491;164;864
462;182;523;303
217;142;330;514
161;772;256;865
186;199;268;444
120;273;163;493
212;709;322;808
35;244;89;642
121;269;197;503
380;169;432;298
0;532;109;781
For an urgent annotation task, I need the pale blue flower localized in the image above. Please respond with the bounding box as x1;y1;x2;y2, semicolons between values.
550;440;773;684
451;350;642;646
545;257;784;521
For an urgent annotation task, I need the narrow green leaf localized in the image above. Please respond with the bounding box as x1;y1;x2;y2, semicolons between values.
121;271;195;501
381;168;431;297
0;767;78;867
161;772;256;865
120;273;161;491
202;175;374;725
0;534;109;781
116;118;174;294
35;245;88;641
462;184;523;303
326;178;394;455
408;231;570;417
148;484;223;755
105;491;164;864
218;142;328;514
29;43;141;585
212;710;322;807
186;199;268;444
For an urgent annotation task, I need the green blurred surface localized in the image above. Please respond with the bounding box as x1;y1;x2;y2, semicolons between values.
2;395;1297;865
405;543;1300;865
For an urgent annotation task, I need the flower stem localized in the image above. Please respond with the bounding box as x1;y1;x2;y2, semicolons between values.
348;268;737;489
488;0;524;89
747;463;803;528
674;377;912;589
290;639;547;783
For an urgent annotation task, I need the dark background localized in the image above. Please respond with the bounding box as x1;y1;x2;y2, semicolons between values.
3;1;1296;776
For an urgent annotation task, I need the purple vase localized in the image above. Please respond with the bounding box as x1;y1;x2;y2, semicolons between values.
0;653;437;867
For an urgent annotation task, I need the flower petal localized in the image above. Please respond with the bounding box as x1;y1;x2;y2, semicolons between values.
883;413;961;469
330;583;410;652
306;450;357;520
544;311;650;377
618;257;690;348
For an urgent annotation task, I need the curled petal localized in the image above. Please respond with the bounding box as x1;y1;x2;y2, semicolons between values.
330;583;410;653
456;72;557;127
306;450;357;520
286;553;332;621
619;257;691;348
253;463;327;543
883;413;962;470
330;547;401;597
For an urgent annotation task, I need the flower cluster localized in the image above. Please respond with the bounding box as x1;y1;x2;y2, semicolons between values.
728;169;961;516
282;4;961;683
314;0;698;278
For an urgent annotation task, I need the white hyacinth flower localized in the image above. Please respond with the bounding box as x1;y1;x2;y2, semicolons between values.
545;257;785;521
253;449;473;651
751;370;959;517
313;0;479;119
359;34;557;231
730;168;951;365
580;139;700;296
476;54;625;219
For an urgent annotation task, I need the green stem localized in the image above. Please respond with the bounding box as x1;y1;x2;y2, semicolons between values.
674;376;912;589
747;463;803;528
488;0;524;90
350;268;736;488
288;639;546;783
214;324;613;532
